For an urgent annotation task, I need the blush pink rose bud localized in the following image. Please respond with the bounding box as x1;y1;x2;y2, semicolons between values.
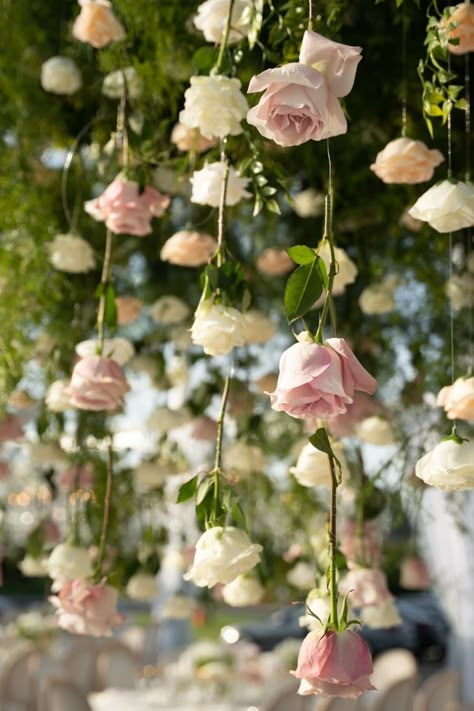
339;520;382;569
268;338;377;421
437;376;474;421
291;629;375;698
85;177;170;236
171;123;218;153
66;356;130;412
0;415;24;442
441;3;474;55
49;579;125;637
370;138;444;184
72;0;125;49
256;248;294;276
160;231;217;267
340;567;393;608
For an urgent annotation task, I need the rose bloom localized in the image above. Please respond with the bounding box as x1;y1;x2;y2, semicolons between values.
242;310;276;344
184;527;262;588
222;575;264;607
360;600;402;629
41;57;82;95
150;295;190;324
47;543;93;590
49;580;124;637
180;75;248;139
193;0;251;44
318;241;358;296
171;123;217;153
256;248;294;276
85;177;170;236
126;572;158;602
72;0;125;48
0;415;24;442
191;416;218;441
293;188;325;218
446;272;474;311
18;555;48;578
415;438;474;490
340;568;393;608
115;296;143;325
290;441;348;487
222;441;266;475
437;376;474;420
46;380;73;412
66;356;130;411
408;180;474;233
102;66;141;99
291;629;375;698
75;337;135;366
442;3;474;55
247;30;362;147
190;162;251;207
370;138;444;184
287;561;315;591
400;556;431;590
339;520;381;569
268;338;377;421
191;301;245;356
354;416;397;446
48;234;96;273
160;230;217;267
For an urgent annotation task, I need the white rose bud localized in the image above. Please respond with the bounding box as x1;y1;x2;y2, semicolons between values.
354;416;397;446
41;57;82;95
415;438;474;491
242;310;276;344
180;75;248;139
46;380;73;412
286;561;315;591
102;66;141;99
193;0;251;44
191;162;251;207
126;572;158;602
290;441;348;488
408;180;474;233
359;283;396;315
222;575;264;607
184;527;262;587
47;543;93;590
191;301;245;356
48;234;95;274
360;600;402;629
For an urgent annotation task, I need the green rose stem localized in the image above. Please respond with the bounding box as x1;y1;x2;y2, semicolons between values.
96;229;114;357
308;0;314;31
117;78;129;172
328;453;339;627
315;140;336;344
94;440;113;580
214;0;236;74
216;152;230;268
70;464;82;546
212;372;232;523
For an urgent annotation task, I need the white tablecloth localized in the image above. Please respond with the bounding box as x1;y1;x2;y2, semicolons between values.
88;688;253;711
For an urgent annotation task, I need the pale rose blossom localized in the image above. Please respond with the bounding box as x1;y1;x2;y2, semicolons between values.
415;438;474;490
354;416;397;446
247;31;362;147
115;296;143;325
408;180;474;233
75;337;135;365
160;231;217;267
222;575;264;607
290;441;348;487
126;572;158;601
293;188;325;218
57;464;94;490
242;310;276;344
287;561;315;590
223;441;266;475
46;380;73;412
442;3;474;55
446;272;474;311
190;162;251;207
180;75;248;139
193;0;251;44
291;629;375;698
18;555;48;577
437;377;474;420
254;373;278;393
268;338;377;421
102;66;141;99
191;416;218;441
360;601;402;628
370;138;443;184
339;521;381;569
191;301;245;356
72;0;125;49
85;177;170;236
49;579;124;636
171;123;217;153
7;390;35;409
66;356;130;411
256;248;294;276
317;241;358;296
340;568;393;608
359;282;396;316
47;544;93;591
41;57;82;95
48;234;96;273
400;556;431;590
150;295;190;324
184;527;262;587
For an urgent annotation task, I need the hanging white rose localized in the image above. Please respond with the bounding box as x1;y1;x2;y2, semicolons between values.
317;241;358;295
18;555;48;577
75;337;135;366
47;543;93;590
102;66;142;99
292;188;325;218
290;441;348;488
48;234;95;273
190;162;251;207
184;526;262;587
223;441;266;475
415;437;474;490
150;295;190;324
179;75;249;139
46;380;73;412
41;57;82;95
286;561;315;591
408;180;474;233
359;282;396;315
191;301;245;356
360;600;402;628
446;273;474;311
193;0;251;44
222;575;265;607
354;416;397;446
242;310;276;344
126;572;158;601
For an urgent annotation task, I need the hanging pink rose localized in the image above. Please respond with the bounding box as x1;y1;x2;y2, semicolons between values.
66;356;130;412
0;415;24;443
339;520;382;569
160;230;217;267
400;556;431;590
256;248;294;276
72;0;125;49
85;177;170;236
437;376;474;421
291;629;375;698
340;567;393;608
49;579;125;637
370;138;444;184
441;3;474;55
268;338;377;421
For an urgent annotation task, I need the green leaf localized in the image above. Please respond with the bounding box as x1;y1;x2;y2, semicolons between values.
104;282;117;330
177;474;199;503
248;0;264;49
265;198;281;215
231;502;247;529
284;261;323;323
196;476;212;505
309;428;333;456
192;47;218;72
316;256;329;290
287;245;316;266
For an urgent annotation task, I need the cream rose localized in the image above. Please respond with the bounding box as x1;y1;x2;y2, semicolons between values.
171;123;217;153
48;234;95;273
290;441;348;487
46;381;73;412
115;296;143;325
446;273;474;311
370;138;444;184
102;66;141;99
72;0;125;49
126;572;158;601
408;180;474;233
415;438;474;490
223;441;266;475
222;575;265;607
47;543;93;589
287;561;315;591
317;241;358;295
41;57;82;95
293;188;325;218
193;0;251;44
18;555;48;577
359;283;396;315
190;162;251;207
75;337;135;365
256;248;294;276
354;416;397;446
150;295;190;324
160;231;217;267
191;301;245;356
437;377;474;420
242;310;276;344
184;526;262;587
360;601;402;628
179;75;248;139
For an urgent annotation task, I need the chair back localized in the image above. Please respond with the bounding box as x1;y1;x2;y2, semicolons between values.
316;697;367;711
95;641;137;690
371;648;418;689
413;670;461;711
0;647;43;709
261;679;313;711
40;679;92;711
63;641;99;694
372;676;417;711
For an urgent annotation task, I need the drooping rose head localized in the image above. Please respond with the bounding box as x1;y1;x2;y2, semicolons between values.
41;57;82;96
49;579;124;637
191;301;245;356
179;75;248;140
370;138;444;185
171;123;218;153
291;629;375;698
85;177;170;236
66;356;130;412
441;3;474;55
190;162;251;207
437;376;474;421
160;231;217;267
340;567;393;608
256;248;294;276
268;338;377;421
72;0;125;48
115;296;144;325
415;438;474;490
408;180;474;233
193;0;251;45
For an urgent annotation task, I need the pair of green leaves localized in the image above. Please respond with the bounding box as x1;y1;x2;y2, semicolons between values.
177;471;246;531
284;245;328;324
201;261;251;310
